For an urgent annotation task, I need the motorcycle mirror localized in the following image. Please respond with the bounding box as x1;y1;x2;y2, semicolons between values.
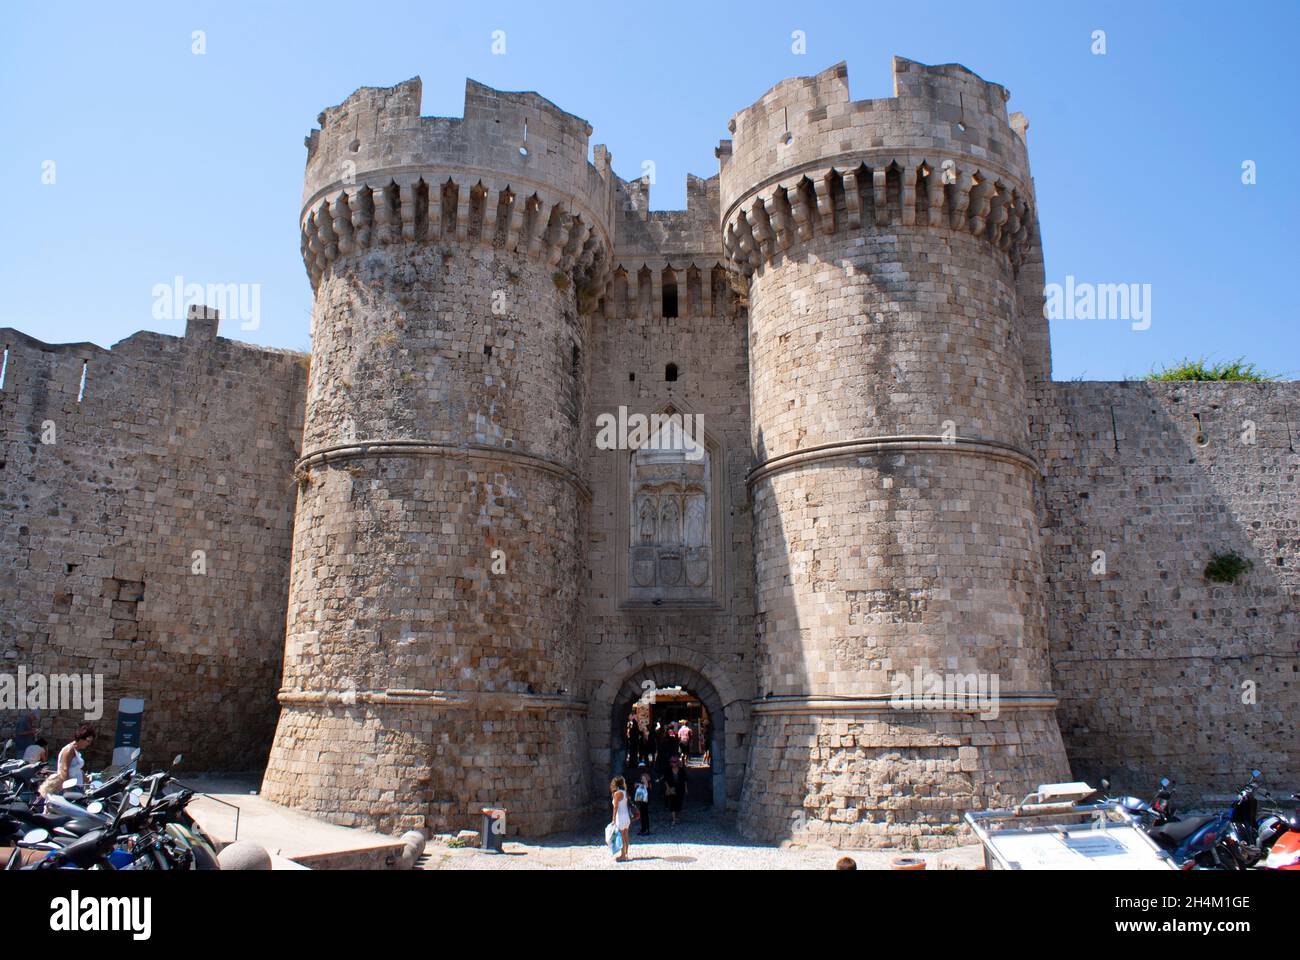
129;792;143;807
1252;769;1262;780
1160;777;1171;789
1100;779;1110;792
22;828;49;845
86;801;104;815
172;754;183;768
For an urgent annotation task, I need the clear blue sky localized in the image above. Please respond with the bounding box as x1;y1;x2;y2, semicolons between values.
2;0;1296;380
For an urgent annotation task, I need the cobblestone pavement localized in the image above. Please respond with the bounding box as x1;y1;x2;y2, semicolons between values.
422;812;985;870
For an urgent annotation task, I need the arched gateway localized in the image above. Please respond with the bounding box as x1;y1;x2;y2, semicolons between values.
588;653;749;815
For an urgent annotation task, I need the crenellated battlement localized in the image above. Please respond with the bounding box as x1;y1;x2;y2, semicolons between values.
718;58;1036;276
605;172;730;319
6;54;1294;850
300;77;617;297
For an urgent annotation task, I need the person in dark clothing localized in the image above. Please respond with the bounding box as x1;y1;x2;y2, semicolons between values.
13;709;38;756
663;755;688;825
660;726;680;762
625;715;642;767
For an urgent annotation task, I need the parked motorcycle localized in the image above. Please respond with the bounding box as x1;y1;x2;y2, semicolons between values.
1099;771;1291;869
1;752;219;870
1255;791;1300;870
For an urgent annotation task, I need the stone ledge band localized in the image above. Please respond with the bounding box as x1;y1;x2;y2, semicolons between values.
751;692;1060;715
279;689;1058;715
296;439;591;500
278;688;589;713
747;435;1039;486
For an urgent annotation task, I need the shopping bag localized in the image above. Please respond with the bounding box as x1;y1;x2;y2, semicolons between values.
604;822;623;856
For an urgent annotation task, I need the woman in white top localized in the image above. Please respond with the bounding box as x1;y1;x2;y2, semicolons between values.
610;775;634;862
55;723;96;791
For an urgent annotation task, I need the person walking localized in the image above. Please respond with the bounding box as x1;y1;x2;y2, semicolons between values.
663;755;688;826
626;714;642;768
660;724;680;764
634;767;653;836
609;775;634;862
677;719;692;758
40;722;95;799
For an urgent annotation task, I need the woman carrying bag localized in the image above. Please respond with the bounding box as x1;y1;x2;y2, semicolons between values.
606;776;636;861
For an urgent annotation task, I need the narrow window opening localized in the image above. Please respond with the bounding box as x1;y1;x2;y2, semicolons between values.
483;344;492;357
0;346;8;390
628;372;635;382
662;279;679;318
665;363;678;382
77;360;87;402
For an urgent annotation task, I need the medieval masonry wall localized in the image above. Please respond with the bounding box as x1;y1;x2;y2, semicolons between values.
260;76;614;836
1;55;1294;847
0;311;306;771
583;172;755;813
1034;380;1299;801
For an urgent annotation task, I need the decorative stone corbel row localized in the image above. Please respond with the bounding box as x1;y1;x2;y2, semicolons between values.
722;156;1034;278
603;258;731;319
300;175;610;298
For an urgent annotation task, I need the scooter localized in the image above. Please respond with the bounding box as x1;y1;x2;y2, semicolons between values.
1146;772;1274;869
1097;774;1262;869
1256;791;1300;870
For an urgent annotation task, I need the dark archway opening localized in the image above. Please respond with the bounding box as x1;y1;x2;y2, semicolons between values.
609;669;726;820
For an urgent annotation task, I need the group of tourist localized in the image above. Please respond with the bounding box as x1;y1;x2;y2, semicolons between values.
608;754;689;861
9;710;99;799
608;712;702;861
623;714;705;769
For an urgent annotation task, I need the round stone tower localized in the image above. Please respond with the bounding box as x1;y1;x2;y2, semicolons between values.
720;58;1070;847
261;77;614;836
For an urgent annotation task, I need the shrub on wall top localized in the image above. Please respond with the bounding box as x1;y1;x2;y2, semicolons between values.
1147;358;1273;382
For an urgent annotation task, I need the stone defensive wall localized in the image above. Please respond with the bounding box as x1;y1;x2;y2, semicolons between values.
583;168;755;812
722;58;1070;847
0;312;306;771
1035;379;1300;804
4;57;1291;846
601;173;734;322
299;76;614;299
263;77;618;835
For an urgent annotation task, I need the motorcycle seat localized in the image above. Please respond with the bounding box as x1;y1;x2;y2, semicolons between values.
1152;815;1217;845
3;803;77;832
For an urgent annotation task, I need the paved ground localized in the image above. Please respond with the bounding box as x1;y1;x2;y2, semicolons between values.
422;811;985;870
177;774;985;870
184;775;404;869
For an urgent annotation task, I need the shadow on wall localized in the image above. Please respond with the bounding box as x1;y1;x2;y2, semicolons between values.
743;421;1071;849
1038;380;1300;805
